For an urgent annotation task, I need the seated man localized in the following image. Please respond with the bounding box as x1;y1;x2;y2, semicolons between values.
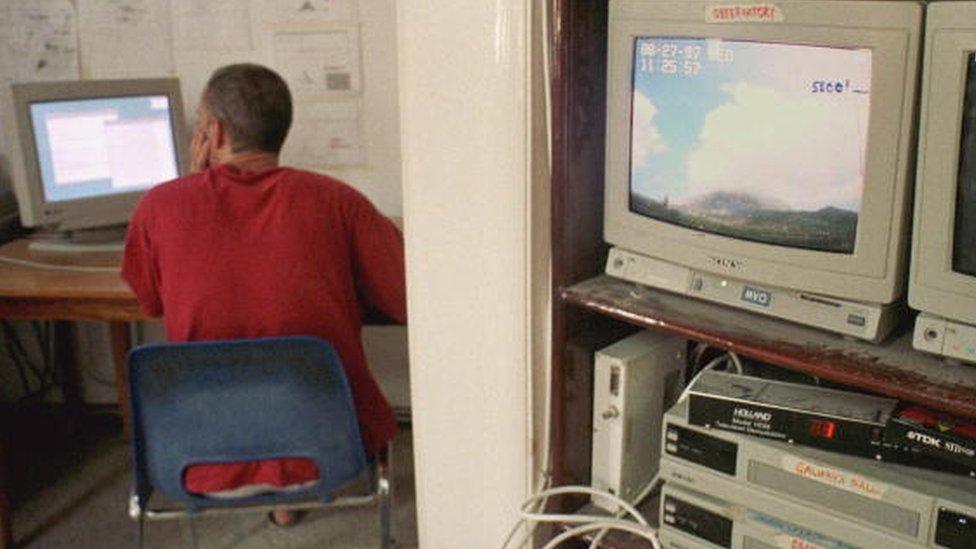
122;63;406;525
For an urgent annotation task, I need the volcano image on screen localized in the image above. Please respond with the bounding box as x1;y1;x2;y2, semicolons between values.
628;37;872;254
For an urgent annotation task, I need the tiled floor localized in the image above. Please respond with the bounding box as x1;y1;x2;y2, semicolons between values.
8;413;417;548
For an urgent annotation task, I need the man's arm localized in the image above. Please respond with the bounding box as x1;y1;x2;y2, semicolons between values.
348;192;406;324
121;198;163;317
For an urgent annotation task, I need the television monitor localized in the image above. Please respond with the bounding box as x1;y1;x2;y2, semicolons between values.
909;1;976;363
603;0;922;342
1;78;187;249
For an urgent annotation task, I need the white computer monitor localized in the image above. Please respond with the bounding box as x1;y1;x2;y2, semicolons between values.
2;78;187;241
909;1;976;362
602;0;922;341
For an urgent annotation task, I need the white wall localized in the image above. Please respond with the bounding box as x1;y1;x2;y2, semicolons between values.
399;1;535;545
0;0;410;410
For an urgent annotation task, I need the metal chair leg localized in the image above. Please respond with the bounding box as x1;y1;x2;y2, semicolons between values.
379;441;395;549
378;471;393;549
133;516;144;549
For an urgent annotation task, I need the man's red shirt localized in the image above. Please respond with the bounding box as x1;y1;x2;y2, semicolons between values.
122;164;406;493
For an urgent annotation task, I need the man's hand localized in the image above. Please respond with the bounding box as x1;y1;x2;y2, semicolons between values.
189;123;211;173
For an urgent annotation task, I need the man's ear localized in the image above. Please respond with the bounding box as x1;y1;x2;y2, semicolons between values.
209;117;227;151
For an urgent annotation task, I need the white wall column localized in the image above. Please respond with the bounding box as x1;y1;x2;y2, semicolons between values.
398;1;533;546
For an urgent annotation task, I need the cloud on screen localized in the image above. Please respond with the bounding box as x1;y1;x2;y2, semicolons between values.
684;81;867;212
631;90;668;169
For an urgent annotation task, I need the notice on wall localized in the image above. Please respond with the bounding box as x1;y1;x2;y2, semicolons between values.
282;101;365;167
0;0;79;83
175;0;254;52
78;0;174;78
273;28;362;96
274;0;358;24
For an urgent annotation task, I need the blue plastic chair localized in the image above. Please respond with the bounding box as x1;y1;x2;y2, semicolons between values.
126;336;393;548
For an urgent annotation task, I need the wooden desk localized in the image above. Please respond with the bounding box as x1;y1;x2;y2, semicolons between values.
0;238;146;548
0;237;147;419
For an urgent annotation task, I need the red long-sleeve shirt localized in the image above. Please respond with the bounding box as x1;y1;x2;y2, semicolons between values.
122;164;405;493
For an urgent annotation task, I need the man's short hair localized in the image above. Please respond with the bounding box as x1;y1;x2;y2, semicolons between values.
203;64;293;154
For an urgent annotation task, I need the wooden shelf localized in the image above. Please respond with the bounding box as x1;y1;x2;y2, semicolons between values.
562;275;976;419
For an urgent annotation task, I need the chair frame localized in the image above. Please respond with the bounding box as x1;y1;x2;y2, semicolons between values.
129;441;394;548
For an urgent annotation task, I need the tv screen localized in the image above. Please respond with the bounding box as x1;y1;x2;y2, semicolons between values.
954;53;976;278
627;37;872;254
27;95;179;203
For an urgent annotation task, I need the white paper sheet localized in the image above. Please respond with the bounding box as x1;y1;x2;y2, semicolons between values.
282;101;365;167
175;0;253;52
274;0;358;24
78;0;174;78
0;0;79;83
273;28;361;96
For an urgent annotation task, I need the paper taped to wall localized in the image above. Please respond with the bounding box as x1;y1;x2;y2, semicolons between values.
78;0;174;78
275;0;358;24
0;0;79;83
273;28;362;95
175;0;253;52
282;101;365;167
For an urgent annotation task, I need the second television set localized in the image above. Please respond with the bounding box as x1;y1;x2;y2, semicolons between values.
603;0;922;341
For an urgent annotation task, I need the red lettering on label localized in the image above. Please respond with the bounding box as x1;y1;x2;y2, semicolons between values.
793;461;845;486
850;477;883;497
709;4;780;22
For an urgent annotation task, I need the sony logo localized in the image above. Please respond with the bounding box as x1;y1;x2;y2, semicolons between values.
733;407;772;422
708;256;743;270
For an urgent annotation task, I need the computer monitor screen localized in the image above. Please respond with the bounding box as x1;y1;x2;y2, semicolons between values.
628;37;871;254
27;95;179;203
954;53;976;278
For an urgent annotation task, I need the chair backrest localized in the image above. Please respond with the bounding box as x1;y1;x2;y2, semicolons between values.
127;336;368;512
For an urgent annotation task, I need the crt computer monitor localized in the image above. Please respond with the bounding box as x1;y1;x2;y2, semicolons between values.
603;0;921;340
3;78;187;237
909;1;976;362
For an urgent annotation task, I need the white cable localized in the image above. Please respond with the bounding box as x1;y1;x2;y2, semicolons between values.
0;254;120;273
519;486;649;526
503;5;558;547
502;474;551;549
541;0;553;169
728;351;744;374
677;354;724;404
503;485;651;548
542;520;661;549
588;473;661;548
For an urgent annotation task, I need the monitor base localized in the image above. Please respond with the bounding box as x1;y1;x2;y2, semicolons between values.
605;247;899;343
28;226;126;254
913;313;976;365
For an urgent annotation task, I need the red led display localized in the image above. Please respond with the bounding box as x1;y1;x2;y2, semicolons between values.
809;419;837;439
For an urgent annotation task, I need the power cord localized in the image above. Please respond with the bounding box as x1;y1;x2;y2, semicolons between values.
502;485;657;549
677;350;743;404
507;348;744;547
588;473;661;548
546;520;662;549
